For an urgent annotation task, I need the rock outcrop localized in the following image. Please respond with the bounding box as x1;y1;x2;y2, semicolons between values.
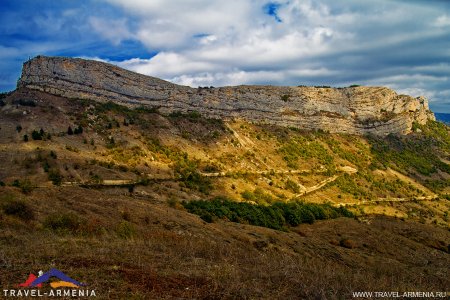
18;56;435;135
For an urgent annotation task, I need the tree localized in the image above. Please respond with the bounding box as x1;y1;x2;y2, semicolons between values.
23;134;29;142
67;126;73;135
48;169;62;186
32;130;42;140
74;125;83;134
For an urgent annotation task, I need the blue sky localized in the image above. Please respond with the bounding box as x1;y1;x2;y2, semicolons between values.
0;0;449;112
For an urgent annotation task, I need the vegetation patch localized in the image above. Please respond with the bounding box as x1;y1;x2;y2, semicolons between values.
173;156;212;193
116;220;136;239
278;135;334;169
11;179;34;194
367;121;450;192
183;197;353;230
43;213;82;234
1;198;35;221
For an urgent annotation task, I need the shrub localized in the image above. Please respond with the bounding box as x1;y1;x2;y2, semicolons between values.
43;213;81;234
173;156;211;193
73;125;83;134
116;221;136;239
285;179;300;193
31;130;42;140
106;137;115;148
2;199;34;221
166;198;177;208
48;169;62;186
281;95;291;102
11;179;33;194
23;134;29;142
13;99;36;107
241;190;255;201
50;151;57;159
42;161;50;172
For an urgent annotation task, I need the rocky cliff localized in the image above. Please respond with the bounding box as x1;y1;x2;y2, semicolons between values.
18;56;435;135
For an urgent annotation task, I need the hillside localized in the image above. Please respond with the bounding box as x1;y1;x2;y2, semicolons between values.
0;72;449;298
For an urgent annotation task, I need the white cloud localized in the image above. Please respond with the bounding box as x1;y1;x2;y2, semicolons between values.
116;53;217;77
434;15;450;27
89;17;133;45
88;0;450;111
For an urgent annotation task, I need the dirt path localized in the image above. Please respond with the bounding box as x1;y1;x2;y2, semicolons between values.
225;123;254;149
334;195;439;207
200;168;312;177
295;175;339;196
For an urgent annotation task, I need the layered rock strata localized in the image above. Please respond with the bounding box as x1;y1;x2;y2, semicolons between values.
18;56;435;135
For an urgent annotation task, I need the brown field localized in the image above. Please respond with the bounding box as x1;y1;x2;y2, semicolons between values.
0;187;449;299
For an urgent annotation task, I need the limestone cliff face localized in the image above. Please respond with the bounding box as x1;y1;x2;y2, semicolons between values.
18;56;435;135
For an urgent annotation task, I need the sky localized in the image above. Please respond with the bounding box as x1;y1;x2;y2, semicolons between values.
0;0;449;112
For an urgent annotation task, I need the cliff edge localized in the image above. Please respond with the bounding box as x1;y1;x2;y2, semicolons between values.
18;56;435;135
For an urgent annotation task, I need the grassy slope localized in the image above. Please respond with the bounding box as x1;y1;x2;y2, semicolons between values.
0;88;449;298
0;187;449;299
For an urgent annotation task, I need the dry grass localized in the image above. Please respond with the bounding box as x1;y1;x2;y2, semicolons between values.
0;186;449;299
1;88;450;299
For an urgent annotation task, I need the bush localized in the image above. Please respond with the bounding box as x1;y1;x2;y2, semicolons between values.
73;125;83;134
241;190;255;201
285;179;300;193
13;99;36;107
2;199;34;221
116;221;136;239
173;156;211;193
11;179;33;194
43;213;81;234
31;130;43;140
48;169;62;186
50;151;57;159
281;95;291;102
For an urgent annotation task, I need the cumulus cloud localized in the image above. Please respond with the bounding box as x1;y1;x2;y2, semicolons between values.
89;17;133;45
82;0;449;112
0;0;449;111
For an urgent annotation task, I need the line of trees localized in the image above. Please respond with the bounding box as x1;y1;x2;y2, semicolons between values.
183;197;353;230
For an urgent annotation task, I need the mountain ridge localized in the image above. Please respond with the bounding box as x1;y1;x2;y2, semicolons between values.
1;69;449;298
18;55;435;135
